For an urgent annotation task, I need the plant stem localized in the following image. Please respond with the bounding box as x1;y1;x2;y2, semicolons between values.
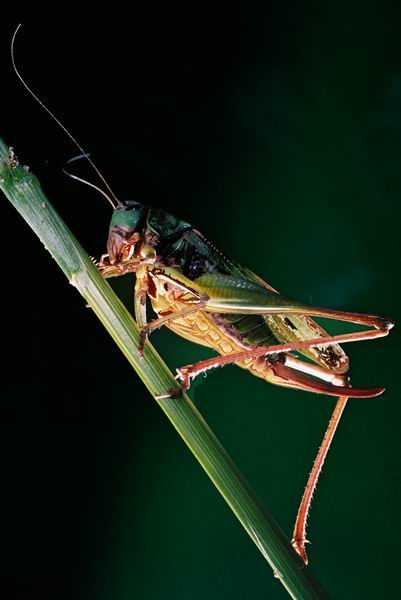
0;139;330;599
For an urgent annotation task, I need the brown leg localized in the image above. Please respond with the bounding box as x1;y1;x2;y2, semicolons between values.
175;325;391;394
292;395;348;564
134;267;150;347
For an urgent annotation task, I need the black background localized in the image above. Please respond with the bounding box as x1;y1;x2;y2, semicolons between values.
1;4;401;599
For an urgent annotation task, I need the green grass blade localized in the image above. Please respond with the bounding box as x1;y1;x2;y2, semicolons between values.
0;139;330;600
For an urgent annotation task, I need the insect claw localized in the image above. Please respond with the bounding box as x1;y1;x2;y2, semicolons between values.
138;329;147;355
155;391;172;399
155;386;184;400
291;537;309;565
88;255;100;267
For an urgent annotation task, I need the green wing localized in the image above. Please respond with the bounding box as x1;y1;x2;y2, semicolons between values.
196;267;349;374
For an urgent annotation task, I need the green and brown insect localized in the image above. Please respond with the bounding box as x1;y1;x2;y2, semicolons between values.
98;200;394;563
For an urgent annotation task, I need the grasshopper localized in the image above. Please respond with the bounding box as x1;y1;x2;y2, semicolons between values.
98;200;393;563
11;24;394;564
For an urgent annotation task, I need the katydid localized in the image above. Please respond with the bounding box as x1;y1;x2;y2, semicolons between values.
99;200;393;563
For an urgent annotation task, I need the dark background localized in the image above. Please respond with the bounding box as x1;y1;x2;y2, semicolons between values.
1;4;400;599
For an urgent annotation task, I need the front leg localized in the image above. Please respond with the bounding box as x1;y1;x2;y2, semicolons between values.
139;300;208;354
135;266;150;355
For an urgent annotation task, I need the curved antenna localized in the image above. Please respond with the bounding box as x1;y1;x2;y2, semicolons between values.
63;154;116;208
11;24;118;210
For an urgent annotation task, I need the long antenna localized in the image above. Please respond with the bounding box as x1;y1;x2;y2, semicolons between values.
11;24;117;210
63;153;120;206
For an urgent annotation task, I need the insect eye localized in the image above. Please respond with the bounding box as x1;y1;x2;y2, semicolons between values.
117;200;142;211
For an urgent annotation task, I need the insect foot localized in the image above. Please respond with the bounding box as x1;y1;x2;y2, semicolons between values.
154;368;192;400
138;329;147;358
155;386;185;400
291;537;310;565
